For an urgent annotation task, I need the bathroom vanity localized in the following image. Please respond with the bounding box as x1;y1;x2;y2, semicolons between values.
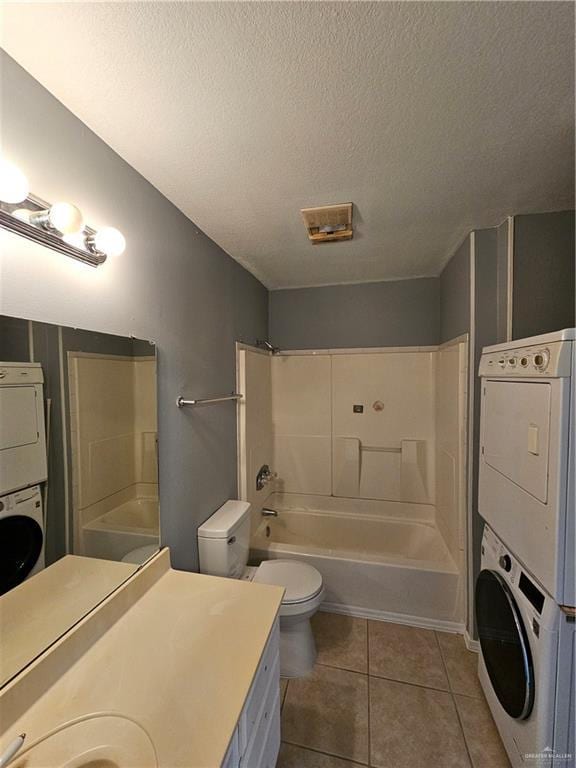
0;549;284;767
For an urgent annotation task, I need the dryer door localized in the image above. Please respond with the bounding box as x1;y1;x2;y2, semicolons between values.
475;569;535;719
0;515;44;595
481;380;551;503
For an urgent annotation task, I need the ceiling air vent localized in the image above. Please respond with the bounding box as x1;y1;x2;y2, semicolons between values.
301;203;353;243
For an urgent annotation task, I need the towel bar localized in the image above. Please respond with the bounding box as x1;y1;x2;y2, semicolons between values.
176;393;243;408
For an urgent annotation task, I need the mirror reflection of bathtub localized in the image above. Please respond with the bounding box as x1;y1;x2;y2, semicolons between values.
67;347;159;564
82;492;159;561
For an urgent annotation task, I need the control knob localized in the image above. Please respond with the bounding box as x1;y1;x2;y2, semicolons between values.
533;349;550;371
499;554;512;572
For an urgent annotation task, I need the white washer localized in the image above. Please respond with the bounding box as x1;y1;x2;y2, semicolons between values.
478;329;575;606
0;485;45;595
477;526;574;768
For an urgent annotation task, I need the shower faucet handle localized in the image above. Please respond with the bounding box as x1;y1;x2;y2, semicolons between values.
256;464;277;491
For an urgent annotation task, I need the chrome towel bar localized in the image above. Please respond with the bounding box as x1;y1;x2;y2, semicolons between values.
176;393;243;408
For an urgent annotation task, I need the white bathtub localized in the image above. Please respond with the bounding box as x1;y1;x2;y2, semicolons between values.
251;493;462;628
82;496;159;561
87;498;159;534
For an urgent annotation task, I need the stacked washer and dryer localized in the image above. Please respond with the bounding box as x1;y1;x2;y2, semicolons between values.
0;361;48;595
477;329;575;767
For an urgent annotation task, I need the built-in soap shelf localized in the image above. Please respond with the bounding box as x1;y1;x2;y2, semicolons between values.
360;444;401;453
333;437;429;503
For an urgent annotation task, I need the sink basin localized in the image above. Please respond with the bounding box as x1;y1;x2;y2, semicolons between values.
10;714;157;768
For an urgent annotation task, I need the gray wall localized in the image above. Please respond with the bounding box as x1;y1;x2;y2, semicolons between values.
0;316;29;361
512;211;575;339
269;278;440;349
439;237;471;343
438;228;498;637
0;53;268;571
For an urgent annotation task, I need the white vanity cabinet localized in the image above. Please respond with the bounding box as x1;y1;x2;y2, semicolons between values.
222;619;281;768
0;553;285;768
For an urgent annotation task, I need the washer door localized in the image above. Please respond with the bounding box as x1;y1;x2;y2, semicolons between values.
0;515;44;595
475;568;535;719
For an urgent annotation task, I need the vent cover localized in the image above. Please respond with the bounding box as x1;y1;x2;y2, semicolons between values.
301;203;353;243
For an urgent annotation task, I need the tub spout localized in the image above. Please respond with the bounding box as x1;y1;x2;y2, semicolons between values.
262;508;278;517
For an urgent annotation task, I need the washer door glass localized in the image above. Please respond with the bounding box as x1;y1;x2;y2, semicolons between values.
0;515;43;595
475;569;534;719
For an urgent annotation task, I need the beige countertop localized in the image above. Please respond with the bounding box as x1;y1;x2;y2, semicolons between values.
0;550;284;767
0;555;137;687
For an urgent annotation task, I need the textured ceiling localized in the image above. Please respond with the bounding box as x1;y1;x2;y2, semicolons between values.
2;2;574;289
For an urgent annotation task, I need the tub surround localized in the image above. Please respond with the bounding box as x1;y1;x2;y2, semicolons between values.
67;350;159;560
0;549;284;767
238;339;468;629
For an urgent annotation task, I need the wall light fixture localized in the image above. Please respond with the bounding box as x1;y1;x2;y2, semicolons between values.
0;159;125;266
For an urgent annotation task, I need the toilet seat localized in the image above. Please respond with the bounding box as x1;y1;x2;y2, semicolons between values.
253;559;323;604
121;544;158;565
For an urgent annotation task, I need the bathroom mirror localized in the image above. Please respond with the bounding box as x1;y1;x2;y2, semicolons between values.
0;314;159;687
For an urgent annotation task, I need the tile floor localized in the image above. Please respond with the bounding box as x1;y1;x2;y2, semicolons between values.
277;612;511;768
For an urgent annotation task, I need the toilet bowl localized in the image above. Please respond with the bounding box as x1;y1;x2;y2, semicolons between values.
252;560;324;677
121;544;158;565
197;500;324;678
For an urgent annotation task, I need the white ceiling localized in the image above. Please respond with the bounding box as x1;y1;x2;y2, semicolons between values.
2;2;574;289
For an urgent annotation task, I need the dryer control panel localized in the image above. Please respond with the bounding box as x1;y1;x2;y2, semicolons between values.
479;340;572;377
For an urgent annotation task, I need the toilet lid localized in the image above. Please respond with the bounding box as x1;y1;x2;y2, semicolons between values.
254;560;323;604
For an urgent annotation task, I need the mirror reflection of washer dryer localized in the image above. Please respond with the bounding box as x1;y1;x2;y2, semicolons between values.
0;362;48;496
0;361;48;595
0;485;45;595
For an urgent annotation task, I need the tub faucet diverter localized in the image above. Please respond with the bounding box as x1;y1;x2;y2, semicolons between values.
262;508;278;517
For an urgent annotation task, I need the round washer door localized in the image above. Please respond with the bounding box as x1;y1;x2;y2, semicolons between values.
0;515;44;596
475;568;534;719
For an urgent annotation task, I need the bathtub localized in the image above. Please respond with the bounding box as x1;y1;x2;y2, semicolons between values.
82;496;159;561
250;493;462;628
87;498;159;534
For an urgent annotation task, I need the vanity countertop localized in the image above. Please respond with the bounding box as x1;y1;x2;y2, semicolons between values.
0;555;136;688
0;550;284;767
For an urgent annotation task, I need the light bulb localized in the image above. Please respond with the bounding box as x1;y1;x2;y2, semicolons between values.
0;160;29;204
30;201;84;234
93;227;126;257
48;202;84;234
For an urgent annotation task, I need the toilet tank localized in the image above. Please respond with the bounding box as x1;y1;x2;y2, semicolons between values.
197;500;252;578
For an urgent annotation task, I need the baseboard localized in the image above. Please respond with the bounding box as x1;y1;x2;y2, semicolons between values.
320;601;466;636
464;629;480;652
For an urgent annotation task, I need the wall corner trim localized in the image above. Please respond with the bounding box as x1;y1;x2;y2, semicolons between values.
506;216;514;342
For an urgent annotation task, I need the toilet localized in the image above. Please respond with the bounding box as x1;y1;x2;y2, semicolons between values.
197;500;324;678
121;544;158;565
